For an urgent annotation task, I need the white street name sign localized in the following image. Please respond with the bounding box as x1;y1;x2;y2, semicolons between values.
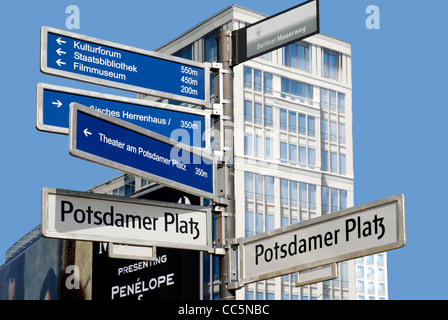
41;188;213;253
238;194;406;286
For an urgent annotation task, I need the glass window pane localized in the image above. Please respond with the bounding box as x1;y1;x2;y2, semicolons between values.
281;142;288;162
299;114;306;135
321;119;328;140
281;179;288;205
245;172;253;198
299;182;307;208
299;146;307;165
290;181;298;206
254;69;262;91
321;88;328;109
280;109;288;130
264;72;273;94
308;116;315;136
289;111;297;133
322;150;329;171
264;105;273;127
339;154;346;175
265;176;274;202
265;137;272;159
289;144;297;164
244;100;252;121
254;103;262;124
244;67;252;89
244;133;252;156
322;186;329;212
330;152;338;173
255;174;263;200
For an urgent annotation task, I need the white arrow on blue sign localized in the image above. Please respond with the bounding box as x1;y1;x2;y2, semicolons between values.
69;103;217;201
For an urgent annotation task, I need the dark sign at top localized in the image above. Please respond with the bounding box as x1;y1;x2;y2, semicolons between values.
233;0;319;65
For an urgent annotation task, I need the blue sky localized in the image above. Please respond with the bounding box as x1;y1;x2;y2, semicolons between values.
0;0;445;300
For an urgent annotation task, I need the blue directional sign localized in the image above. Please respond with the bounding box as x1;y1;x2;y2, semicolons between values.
69;103;216;200
40;26;210;106
37;83;209;148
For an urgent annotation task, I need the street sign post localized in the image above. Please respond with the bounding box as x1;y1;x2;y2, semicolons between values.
69;103;217;201
41;188;214;253
36;83;210;148
233;0;319;65
40;26;211;106
237;194;406;287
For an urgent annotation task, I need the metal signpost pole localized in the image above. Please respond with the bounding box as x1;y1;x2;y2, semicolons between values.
216;30;236;300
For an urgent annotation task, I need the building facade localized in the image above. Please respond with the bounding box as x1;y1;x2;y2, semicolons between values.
151;5;388;300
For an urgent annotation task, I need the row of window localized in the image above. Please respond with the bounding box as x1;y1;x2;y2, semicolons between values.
284;42;339;80
244;67;346;112
357;266;386;281
245;172;348;210
244;135;347;175
357;280;386;295
176;30;340;82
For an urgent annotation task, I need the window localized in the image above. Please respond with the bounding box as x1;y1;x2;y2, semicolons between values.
255;174;263;200
280;109;288;130
320;88;328;109
245;172;253;198
357;281;364;293
322;187;347;214
339;123;346;144
265;137;273;159
289;144;297;164
289;111;297;133
322;150;329;171
299;146;307;165
357;266;364;278
174;44;193;60
322;49;337;79
244;133;252;156
309;184;316;209
308;148;316;167
264;73;273;94
321;119;328;140
281;179;288;205
299;114;306;135
265;176;274;202
255;135;263;158
244;67;252;89
244;100;252;121
281;77;313;103
339;154;346;175
281;142;288;162
308;116;315;137
330;152;338;173
245;211;254;237
254;69;262;91
290;181;298;206
338;93;345;113
204;30;218;62
284;42;310;72
254;103;262;125
264;106;273;127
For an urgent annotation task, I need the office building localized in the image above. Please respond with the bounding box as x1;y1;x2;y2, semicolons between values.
0;4;388;301
150;5;387;300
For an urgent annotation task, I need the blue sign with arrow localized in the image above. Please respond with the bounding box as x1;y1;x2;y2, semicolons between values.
37;83;209;148
69;103;216;200
40;27;210;106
